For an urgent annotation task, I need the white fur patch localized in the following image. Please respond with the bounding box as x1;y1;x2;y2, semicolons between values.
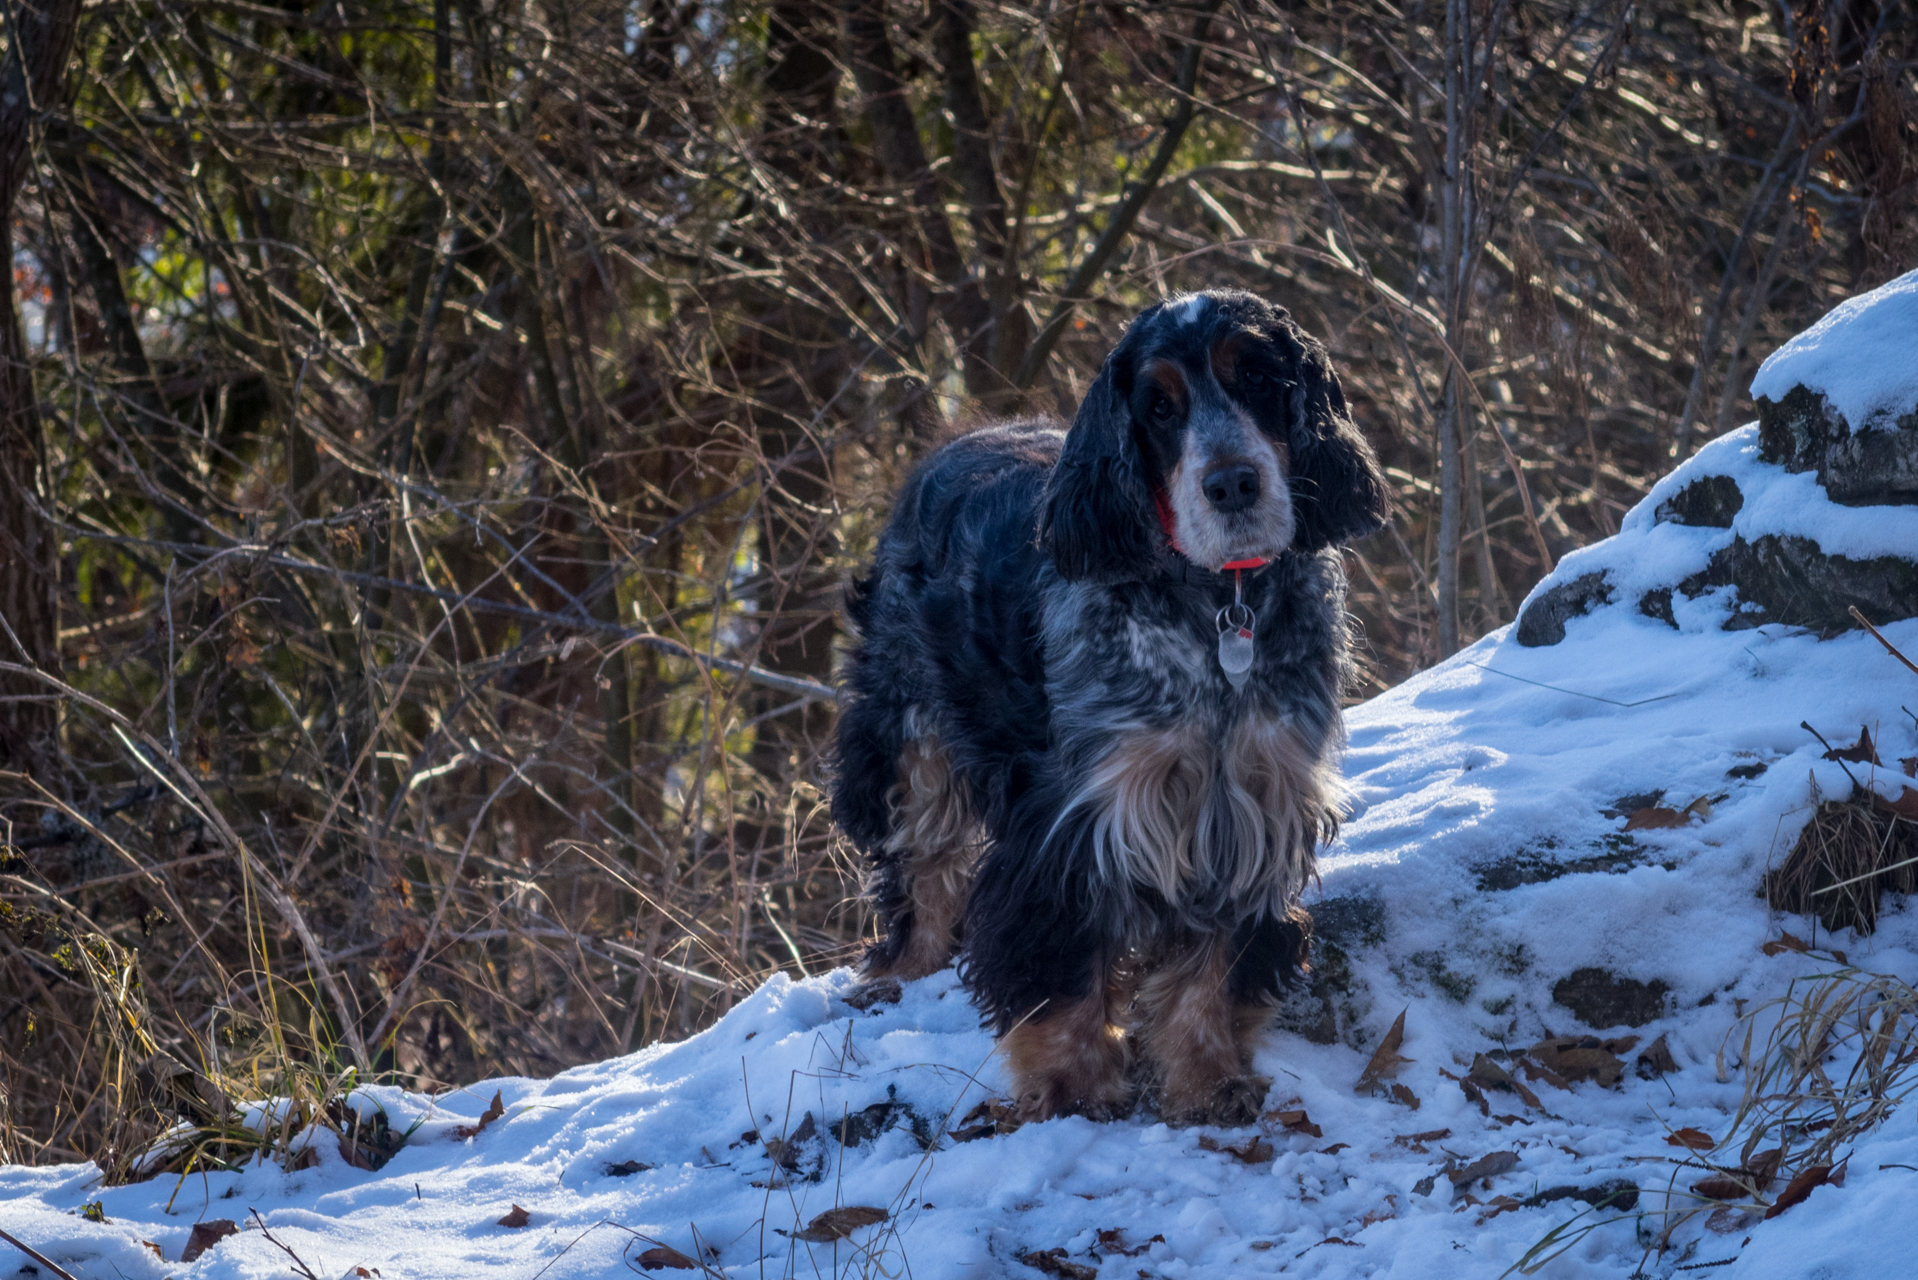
1165;406;1296;570
1177;296;1207;325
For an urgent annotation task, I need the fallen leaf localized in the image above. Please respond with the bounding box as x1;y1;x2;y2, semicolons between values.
1476;1194;1525;1223
1877;787;1918;820
950;1098;1021;1142
634;1244;698;1271
139;1241;164;1260
1683;795;1715;820
1319;1142;1350;1155
1361;1195;1399;1226
1763;1163;1834;1218
1094;1229;1161;1258
180;1220;238;1263
1823;727;1880;765
606;1159;654;1176
1017;1248;1097;1279
1625;806;1692;830
1355;1008;1413;1094
1761;931;1813;957
1394;1128;1452;1153
1389;1083;1422;1110
497;1205;531;1228
1468;1053;1545;1108
1901;757;1917;778
1199;1133;1276;1163
454;1092;506;1140
1664;1127;1716;1151
1705;1206;1756;1234
1262;1107;1323;1139
1522;1180;1640;1211
1447;1151;1520;1185
792;1205;888;1242
1636;1032;1679;1079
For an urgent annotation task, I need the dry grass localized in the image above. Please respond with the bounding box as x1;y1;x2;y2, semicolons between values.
1766;796;1918;935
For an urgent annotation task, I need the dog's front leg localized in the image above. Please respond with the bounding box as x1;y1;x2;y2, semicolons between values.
999;970;1133;1123
1135;936;1272;1127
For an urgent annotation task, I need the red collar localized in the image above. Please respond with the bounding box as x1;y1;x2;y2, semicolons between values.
1152;488;1270;572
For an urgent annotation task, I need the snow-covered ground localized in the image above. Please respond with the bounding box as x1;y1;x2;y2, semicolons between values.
8;287;1918;1278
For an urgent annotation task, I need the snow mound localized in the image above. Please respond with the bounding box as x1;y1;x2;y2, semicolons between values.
1751;267;1918;432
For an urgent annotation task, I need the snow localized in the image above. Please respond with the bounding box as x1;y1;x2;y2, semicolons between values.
1749;266;1918;430
8;395;1918;1280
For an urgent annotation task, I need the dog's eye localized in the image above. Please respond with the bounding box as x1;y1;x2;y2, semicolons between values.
1149;394;1176;422
1240;367;1269;392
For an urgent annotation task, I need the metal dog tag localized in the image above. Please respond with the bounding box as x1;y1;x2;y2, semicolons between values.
1217;605;1256;690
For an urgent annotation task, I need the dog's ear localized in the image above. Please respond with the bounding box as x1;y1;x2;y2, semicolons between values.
1283;331;1389;552
1040;351;1160;582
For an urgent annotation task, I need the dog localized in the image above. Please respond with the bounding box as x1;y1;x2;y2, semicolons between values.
831;290;1387;1126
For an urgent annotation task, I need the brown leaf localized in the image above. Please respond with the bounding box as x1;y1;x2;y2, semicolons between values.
792;1205;888;1242
1394;1128;1452;1153
1389;1083;1422;1110
454;1091;506;1140
1901;757;1917;779
1199;1133;1277;1163
1447;1151;1520;1186
1468;1053;1545;1108
1690;1174;1748;1201
1762;931;1813;957
1319;1142;1350;1154
635;1244;698;1271
1665;1127;1715;1151
1017;1248;1097;1279
1527;1037;1627;1088
1476;1194;1525;1224
497;1205;531;1228
1355;1008;1413;1094
1824;727;1880;765
1763;1163;1834;1218
180;1220;239;1263
1262;1108;1323;1140
1877;787;1918;820
1360;1195;1399;1226
1705;1206;1756;1234
1636;1032;1679;1079
1625;806;1692;830
1095;1229;1161;1258
140;1241;165;1260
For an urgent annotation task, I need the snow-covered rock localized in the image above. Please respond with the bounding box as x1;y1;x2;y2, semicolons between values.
1518;270;1918;647
1750;266;1918;507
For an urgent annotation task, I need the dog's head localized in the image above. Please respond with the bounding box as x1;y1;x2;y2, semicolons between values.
1041;291;1387;580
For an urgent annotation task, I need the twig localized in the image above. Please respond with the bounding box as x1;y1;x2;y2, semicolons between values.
0;1227;81;1280
1851;606;1918;679
249;1208;324;1280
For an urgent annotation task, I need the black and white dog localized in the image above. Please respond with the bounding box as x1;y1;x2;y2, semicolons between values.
832;290;1387;1126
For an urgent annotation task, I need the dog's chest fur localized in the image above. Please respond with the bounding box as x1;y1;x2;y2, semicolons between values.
1039;565;1343;926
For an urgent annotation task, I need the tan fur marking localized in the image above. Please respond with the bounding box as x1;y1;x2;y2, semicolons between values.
1004;981;1132;1122
1134;939;1270;1126
1144;359;1189;413
867;725;981;981
1062;717;1338;917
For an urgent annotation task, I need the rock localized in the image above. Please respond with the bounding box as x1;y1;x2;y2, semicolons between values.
1757;382;1918;507
1653;474;1743;527
1674;534;1918;635
1515;572;1612;647
1551;968;1669;1029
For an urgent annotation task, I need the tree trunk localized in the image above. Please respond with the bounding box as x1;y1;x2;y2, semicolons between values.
0;0;83;769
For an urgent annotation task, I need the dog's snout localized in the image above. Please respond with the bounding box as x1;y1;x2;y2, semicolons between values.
1202;462;1261;514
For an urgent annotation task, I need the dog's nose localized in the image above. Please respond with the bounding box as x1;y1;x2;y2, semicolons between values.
1202;462;1261;514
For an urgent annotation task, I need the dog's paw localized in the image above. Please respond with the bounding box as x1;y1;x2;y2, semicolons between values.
1161;1073;1272;1128
842;977;904;1011
1012;1076;1135;1124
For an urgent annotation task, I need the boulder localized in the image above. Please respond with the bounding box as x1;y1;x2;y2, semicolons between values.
1517;269;1918;648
